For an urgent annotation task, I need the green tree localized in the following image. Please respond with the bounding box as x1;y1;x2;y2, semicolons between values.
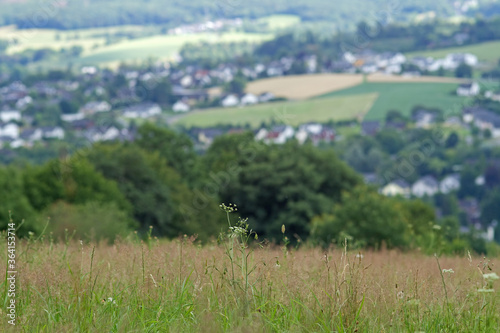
86;143;222;239
219;140;361;241
455;63;473;78
135;123;201;186
223;72;247;95
0;167;39;236
310;186;410;249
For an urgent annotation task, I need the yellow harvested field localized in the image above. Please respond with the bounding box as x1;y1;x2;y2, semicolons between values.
246;74;364;100
367;73;468;84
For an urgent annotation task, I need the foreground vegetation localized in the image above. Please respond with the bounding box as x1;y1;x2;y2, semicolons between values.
1;228;498;332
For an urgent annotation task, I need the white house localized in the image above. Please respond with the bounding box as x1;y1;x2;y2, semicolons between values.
172;100;190;112
221;94;239;107
0;110;21;123
457;82;480;96
412;176;439;197
265;125;295;144
440;174;461;194
123;103;162;119
381;180;411;198
80;101;111;115
0;123;20;139
240;93;258;106
61;112;85;122
20;128;43;142
42;127;65;140
85;126;121;142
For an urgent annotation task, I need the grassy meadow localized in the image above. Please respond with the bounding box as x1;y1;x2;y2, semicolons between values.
1;231;499;332
174;94;378;128
321;82;467;120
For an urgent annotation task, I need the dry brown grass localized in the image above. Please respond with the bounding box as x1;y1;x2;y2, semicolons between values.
2;237;498;332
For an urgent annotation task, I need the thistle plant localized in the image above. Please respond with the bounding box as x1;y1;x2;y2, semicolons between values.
218;203;258;296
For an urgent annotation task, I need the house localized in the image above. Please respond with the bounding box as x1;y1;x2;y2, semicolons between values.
196;128;224;146
20;128;43;142
61;112;85;122
80;101;111;115
0;122;20;139
463;107;500;137
172;100;190;112
264;125;295;144
361;121;381;136
381;180;411;197
123;103;162;119
411;176;439;197
485;90;500;102
412;110;437;128
258;92;275;103
41;126;65;140
255;128;269;141
15;96;32;109
473;110;500;138
240;93;258;106
84;126;121;142
440;174;460;194
221;94;239;107
0;110;21;123
457;82;479;96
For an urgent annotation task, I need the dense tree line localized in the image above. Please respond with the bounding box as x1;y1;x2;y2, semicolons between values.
1;123;496;254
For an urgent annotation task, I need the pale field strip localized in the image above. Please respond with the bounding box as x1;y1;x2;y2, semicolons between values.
245;73;467;100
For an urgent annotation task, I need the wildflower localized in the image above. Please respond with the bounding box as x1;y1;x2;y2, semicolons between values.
397;291;404;299
432;225;442;231
483;273;499;281
281;224;286;234
102;297;117;305
442;269;454;274
477;288;495;293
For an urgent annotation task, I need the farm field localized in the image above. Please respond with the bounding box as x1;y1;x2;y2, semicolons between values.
2;237;498;332
174;93;378;128
77;32;274;65
246;74;364;100
322;82;467;120
256;14;301;31
0;25;150;54
405;40;500;63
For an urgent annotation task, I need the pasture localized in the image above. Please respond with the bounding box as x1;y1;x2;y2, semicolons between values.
174;94;378;128
321;82;467;120
1;234;498;332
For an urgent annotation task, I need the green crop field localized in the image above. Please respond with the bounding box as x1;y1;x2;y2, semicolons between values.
174;93;378;128
406;40;500;63
322;82;468;120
